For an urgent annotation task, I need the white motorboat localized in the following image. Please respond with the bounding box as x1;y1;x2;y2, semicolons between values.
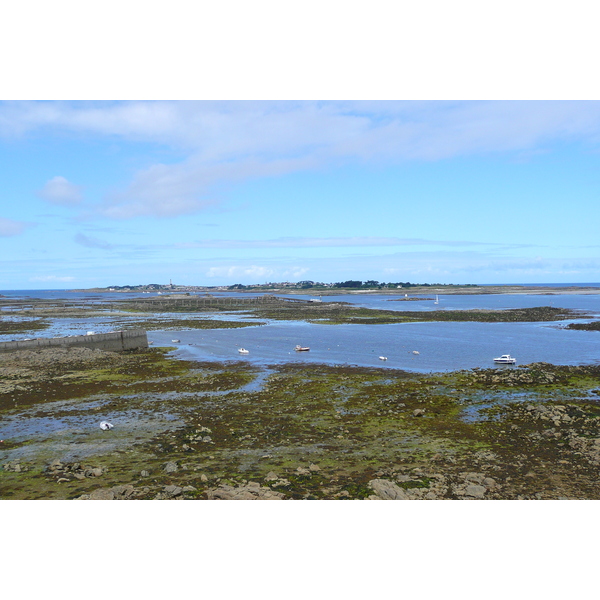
171;339;181;343
379;356;387;361
494;354;516;364
238;348;249;354
294;345;310;351
412;350;420;355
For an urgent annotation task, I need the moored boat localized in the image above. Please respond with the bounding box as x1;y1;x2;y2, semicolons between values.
294;345;310;351
494;354;516;364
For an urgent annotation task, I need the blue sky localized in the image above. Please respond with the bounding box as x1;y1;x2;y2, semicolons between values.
1;100;600;289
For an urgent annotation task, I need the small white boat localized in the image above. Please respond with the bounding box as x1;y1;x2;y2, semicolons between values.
238;348;249;354
171;339;181;343
379;356;387;361
412;350;420;355
434;295;439;305
294;345;310;351
99;421;114;431
494;354;516;364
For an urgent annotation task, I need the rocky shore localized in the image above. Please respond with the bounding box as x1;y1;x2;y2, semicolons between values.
2;346;600;500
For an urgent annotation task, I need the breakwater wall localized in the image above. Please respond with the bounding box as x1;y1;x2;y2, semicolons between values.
0;330;148;353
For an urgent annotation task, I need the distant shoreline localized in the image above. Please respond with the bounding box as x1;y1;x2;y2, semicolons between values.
69;284;600;296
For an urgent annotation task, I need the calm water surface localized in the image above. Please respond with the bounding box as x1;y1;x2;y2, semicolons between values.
2;288;599;372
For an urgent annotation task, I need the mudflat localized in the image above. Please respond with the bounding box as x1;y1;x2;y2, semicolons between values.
2;345;600;500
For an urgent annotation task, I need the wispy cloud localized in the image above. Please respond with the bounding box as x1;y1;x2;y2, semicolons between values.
37;176;83;206
0;217;31;236
4;101;600;219
29;275;75;282
206;265;277;279
74;232;114;250
175;236;527;250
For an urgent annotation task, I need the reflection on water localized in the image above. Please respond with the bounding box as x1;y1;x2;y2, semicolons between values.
154;318;600;373
2;291;599;373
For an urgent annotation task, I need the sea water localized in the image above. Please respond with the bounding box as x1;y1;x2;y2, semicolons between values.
1;289;599;372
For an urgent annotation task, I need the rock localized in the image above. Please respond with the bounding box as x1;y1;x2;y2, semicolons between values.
464;484;486;499
368;479;409;500
412;409;425;417
163;461;178;473
56;477;69;483
90;489;115;500
200;474;208;482
140;470;150;477
264;471;279;481
463;472;485;484
206;483;285;500
309;463;321;472
111;485;135;499
163;485;183;497
296;467;311;476
3;460;27;472
182;486;197;492
482;477;497;488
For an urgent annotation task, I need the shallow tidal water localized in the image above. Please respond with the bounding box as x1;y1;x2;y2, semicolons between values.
153;318;600;372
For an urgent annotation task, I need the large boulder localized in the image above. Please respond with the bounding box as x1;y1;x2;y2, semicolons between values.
368;479;409;500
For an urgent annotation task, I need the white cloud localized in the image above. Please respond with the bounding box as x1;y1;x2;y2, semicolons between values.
0;217;30;236
176;236;504;250
37;176;83;206
5;101;600;218
206;265;276;279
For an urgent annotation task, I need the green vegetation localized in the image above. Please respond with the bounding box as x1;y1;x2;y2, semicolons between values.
4;347;600;500
250;304;584;325
566;321;600;332
0;319;50;335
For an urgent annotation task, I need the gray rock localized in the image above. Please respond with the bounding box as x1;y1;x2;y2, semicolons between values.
368;479;409;500
140;470;150;477
412;409;425;417
206;483;285;500
164;485;183;497
163;461;178;473
90;489;115;500
464;484;486;498
464;472;485;484
111;484;135;499
3;460;27;472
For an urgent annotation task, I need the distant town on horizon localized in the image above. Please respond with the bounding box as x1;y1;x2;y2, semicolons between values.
85;280;478;293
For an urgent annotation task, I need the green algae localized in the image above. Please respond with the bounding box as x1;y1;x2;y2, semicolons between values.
0;319;50;334
3;352;600;499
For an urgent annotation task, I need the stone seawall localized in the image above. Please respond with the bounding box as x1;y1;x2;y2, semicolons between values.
0;330;148;353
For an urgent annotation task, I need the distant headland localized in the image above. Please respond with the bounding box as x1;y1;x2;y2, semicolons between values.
71;280;600;295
